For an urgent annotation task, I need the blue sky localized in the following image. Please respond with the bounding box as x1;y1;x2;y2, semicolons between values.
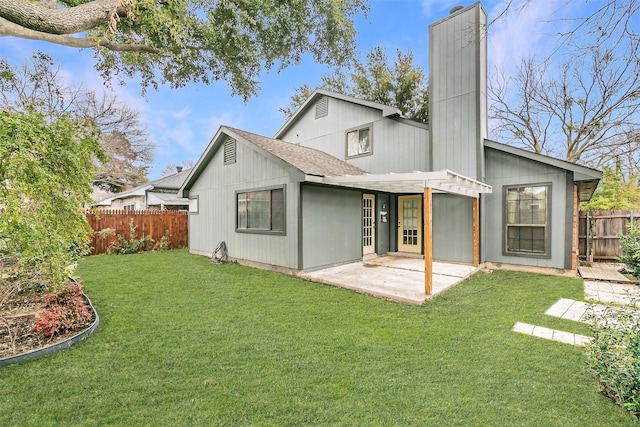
1;0;588;179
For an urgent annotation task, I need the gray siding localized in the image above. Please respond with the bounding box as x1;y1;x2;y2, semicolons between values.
376;193;390;255
279;97;430;174
433;194;474;263
301;184;362;270
483;147;571;269
187;137;300;269
429;3;487;181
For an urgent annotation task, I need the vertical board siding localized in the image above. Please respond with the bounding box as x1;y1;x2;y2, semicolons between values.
579;210;640;261
483;147;569;269
429;3;487;181
301;185;362;270
187;135;299;269
279;97;430;175
433;194;474;263
85;210;188;255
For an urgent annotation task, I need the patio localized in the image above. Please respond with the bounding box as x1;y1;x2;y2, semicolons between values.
299;254;479;305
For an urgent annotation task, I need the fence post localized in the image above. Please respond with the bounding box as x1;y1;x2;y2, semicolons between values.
586;211;591;263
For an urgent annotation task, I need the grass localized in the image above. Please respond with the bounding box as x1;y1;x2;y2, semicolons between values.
0;249;636;426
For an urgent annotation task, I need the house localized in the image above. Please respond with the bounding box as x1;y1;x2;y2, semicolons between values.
180;2;601;290
96;167;191;211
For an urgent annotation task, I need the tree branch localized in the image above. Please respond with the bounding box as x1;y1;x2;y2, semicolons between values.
0;16;161;54
0;0;130;35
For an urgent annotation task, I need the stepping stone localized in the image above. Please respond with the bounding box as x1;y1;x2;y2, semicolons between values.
512;322;592;346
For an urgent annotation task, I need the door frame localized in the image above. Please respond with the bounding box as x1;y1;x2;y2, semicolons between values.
397;195;422;253
362;193;376;255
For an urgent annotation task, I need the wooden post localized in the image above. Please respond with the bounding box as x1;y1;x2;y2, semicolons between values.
473;197;480;266
424;187;433;295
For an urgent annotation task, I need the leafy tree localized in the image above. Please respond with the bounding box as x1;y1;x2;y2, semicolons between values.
0;0;368;99
281;46;429;124
0;52;153;192
581;165;640;211
0;109;104;287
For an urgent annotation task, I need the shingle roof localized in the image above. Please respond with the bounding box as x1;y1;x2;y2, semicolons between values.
227;127;368;177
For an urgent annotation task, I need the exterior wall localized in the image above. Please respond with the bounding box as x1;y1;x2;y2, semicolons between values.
187;137;300;269
429;2;487;181
300;184;363;270
433;194;474;263
98;195;145;210
483;147;573;269
279;97;430;174
376;193;391;255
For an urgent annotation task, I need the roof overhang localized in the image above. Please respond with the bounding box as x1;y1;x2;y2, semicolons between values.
307;170;492;198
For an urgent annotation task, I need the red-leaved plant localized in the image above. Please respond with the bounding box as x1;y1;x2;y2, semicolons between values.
33;284;92;338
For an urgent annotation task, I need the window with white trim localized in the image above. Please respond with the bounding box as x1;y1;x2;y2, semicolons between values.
188;196;198;214
123;203;136;211
505;184;550;256
346;125;372;157
236;186;285;234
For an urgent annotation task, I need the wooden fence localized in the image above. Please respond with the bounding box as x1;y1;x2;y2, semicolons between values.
85;210;188;255
579;210;640;261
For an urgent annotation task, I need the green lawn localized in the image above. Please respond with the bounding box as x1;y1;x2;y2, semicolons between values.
0;249;635;426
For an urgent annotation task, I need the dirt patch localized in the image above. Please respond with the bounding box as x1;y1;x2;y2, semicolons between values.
0;287;92;360
1;258;93;360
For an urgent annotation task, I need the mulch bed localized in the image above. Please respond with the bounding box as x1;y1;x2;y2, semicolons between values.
0;258;93;361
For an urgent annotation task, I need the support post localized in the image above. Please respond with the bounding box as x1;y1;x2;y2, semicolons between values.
473;197;480;267
424;187;433;295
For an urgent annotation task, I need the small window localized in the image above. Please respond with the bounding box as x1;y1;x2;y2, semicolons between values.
188;196;198;214
123;203;136;211
315;96;328;119
224;137;236;165
236;186;285;234
346;126;372;158
504;184;550;256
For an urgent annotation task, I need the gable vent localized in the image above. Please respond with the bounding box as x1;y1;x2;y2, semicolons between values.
224;137;236;165
315;96;328;119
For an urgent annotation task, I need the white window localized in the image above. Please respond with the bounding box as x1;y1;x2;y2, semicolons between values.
505;184;550;256
236;187;285;234
188;197;198;214
123;203;136;211
346;126;372;158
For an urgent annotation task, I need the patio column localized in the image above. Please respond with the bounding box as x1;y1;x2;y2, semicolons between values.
424;187;433;295
473;197;480;266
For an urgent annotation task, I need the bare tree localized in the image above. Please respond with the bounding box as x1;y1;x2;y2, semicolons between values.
160;160;195;177
0;51;154;192
489;1;640;171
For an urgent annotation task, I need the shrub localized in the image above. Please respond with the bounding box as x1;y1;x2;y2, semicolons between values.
619;223;640;279
108;220;155;255
585;301;640;417
33;283;92;338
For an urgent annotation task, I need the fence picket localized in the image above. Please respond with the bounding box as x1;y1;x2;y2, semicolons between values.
85;210;188;255
579;210;640;261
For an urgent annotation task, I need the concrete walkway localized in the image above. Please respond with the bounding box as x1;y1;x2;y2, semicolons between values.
512;276;640;346
299;255;478;305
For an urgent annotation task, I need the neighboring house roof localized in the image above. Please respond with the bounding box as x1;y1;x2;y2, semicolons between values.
484;139;602;201
95;168;192;207
273;89;405;139
181;126;368;196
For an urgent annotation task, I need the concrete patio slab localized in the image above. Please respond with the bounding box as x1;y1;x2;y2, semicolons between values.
299;255;478;304
584;280;640;305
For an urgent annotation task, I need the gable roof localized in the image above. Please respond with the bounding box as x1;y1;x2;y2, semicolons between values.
181;126;368;195
228;127;367;177
484;139;602;201
273;89;404;139
95;168;191;206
